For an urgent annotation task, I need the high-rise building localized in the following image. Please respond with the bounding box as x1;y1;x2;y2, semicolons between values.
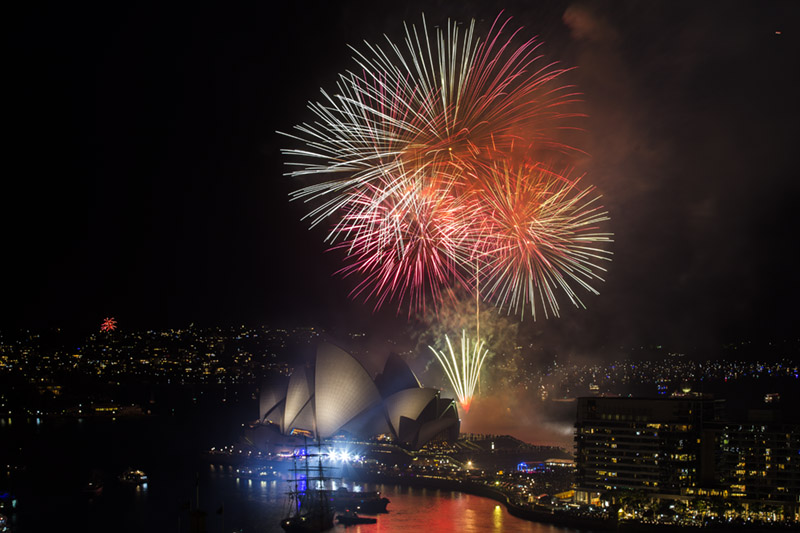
574;395;800;519
574;395;724;504
720;409;800;509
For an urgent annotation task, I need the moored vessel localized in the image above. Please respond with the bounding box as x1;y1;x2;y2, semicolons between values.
336;509;377;525
118;468;148;484
281;445;335;532
329;487;389;513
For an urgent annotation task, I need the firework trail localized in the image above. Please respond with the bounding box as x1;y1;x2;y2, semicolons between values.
281;13;611;317
428;330;490;413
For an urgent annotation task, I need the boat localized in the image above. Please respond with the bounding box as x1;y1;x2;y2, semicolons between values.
329;487;389;513
281;491;335;532
83;479;103;496
280;444;335;532
83;469;104;496
118;468;148;484
336;509;377;525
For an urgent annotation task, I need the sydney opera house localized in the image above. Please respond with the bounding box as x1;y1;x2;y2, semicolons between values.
245;343;460;451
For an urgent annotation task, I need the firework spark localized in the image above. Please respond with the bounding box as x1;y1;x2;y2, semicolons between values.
428;330;490;413
283;14;580;214
100;317;117;332
469;162;613;319
332;161;474;315
281;14;610;316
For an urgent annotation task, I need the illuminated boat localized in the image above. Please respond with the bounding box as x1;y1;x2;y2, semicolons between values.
119;468;148;484
329;487;389;513
83;479;103;496
336;509;377;525
281;448;335;533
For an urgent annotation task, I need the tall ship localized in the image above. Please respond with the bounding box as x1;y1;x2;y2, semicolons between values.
280;446;335;533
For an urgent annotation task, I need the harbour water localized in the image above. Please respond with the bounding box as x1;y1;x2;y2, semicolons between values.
1;412;588;533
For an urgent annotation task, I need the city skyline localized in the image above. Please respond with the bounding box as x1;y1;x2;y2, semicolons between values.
4;1;799;355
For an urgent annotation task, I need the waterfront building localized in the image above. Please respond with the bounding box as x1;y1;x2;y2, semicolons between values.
575;395;800;520
718;409;800;516
573;395;724;504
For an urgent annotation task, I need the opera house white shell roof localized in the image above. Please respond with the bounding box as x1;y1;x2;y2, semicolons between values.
257;342;459;449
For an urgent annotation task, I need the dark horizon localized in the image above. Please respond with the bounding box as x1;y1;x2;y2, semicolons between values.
4;1;799;354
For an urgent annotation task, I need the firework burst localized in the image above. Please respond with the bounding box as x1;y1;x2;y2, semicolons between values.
469;161;613;319
281;13;611;317
100;317;117;332
283;14;580;213
332;160;474;314
428;330;490;413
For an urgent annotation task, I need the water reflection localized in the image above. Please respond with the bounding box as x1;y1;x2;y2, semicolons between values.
197;475;572;532
0;417;580;533
494;503;503;530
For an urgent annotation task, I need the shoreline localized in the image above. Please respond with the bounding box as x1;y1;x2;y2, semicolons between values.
352;471;616;531
352;472;799;533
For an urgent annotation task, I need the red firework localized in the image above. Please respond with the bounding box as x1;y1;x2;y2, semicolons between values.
333;163;472;315
467;161;612;319
283;14;611;316
100;317;117;332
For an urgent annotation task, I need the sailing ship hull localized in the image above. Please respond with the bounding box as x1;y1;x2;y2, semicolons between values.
281;445;336;532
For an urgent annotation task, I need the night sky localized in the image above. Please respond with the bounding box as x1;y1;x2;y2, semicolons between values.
4;1;799;354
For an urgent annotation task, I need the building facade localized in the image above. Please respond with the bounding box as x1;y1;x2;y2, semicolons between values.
574;395;723;503
719;411;800;510
575;395;800;518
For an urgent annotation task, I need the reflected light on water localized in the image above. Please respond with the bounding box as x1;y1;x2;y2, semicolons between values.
494;504;503;530
366;484;570;533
